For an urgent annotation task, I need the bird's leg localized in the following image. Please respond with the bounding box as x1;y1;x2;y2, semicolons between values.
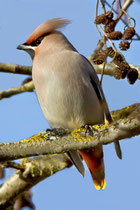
81;124;99;137
81;125;94;137
46;128;52;132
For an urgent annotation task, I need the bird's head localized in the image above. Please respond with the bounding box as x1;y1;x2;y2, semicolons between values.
17;18;70;59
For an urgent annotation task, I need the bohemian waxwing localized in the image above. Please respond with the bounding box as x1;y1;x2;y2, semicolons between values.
17;18;122;190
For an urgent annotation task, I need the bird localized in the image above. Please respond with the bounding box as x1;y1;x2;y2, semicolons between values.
17;18;122;190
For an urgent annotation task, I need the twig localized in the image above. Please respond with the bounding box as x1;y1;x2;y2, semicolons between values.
111;0;117;10
95;0;135;55
0;63;32;75
1;162;25;171
0;154;72;208
95;0;107;48
0;81;34;100
98;25;117;52
89;39;104;59
91;62;140;79
100;61;106;85
100;0;106;14
0;103;139;162
95;0;107;85
118;0;136;28
95;0;99;17
0;61;140;101
115;0;134;23
104;0;140;39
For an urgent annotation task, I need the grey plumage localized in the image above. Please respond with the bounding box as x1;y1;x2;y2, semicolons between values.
17;18;122;181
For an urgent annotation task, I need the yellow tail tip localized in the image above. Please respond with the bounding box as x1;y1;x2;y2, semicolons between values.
94;178;106;190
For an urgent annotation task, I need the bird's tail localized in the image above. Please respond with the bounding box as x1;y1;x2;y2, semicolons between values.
80;145;106;190
67;150;85;177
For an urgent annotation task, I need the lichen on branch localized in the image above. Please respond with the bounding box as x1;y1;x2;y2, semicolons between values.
0;103;139;162
0;154;72;208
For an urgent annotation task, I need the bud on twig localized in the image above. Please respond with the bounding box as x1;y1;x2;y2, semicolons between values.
92;50;107;65
114;67;128;80
94;11;114;25
105;11;114;19
105;47;115;58
119;40;130;51
122;27;135;40
104;20;116;33
127;68;138;84
22;77;32;85
94;14;106;24
107;31;122;40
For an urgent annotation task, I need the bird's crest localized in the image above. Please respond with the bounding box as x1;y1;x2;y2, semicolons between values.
26;18;70;45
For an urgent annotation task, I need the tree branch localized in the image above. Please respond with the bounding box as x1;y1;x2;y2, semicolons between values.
0;103;140;208
104;0;140;39
115;0;134;22
0;81;34;100
0;61;140;100
0;154;72;209
0;103;139;162
0;63;32;75
91;62;140;79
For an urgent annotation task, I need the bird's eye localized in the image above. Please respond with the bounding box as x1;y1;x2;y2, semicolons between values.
31;36;45;47
35;39;41;46
31;33;50;47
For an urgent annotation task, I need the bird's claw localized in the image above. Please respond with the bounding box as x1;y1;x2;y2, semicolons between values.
82;125;94;137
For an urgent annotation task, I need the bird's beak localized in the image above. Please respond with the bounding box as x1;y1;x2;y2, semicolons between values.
16;43;35;59
16;44;29;51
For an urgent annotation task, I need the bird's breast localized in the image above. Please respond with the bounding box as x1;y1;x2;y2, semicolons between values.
32;53;104;129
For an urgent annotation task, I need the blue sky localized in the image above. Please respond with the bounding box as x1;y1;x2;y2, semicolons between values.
0;0;140;210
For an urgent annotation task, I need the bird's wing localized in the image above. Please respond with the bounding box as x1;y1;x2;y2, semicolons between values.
67;151;85;176
81;55;122;159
